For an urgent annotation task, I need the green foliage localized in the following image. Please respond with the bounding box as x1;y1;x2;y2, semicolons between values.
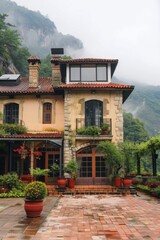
132;177;143;185
0;14;31;74
30;168;49;178
101;123;110;131
118;141;137;175
0;188;25;198
77;126;101;136
137;184;150;192
0;172;19;189
50;163;60;177
64;160;78;178
152;186;160;197
0;124;27;135
39;54;52;77
145;136;160;151
124;112;149;142
97;141;124;176
24;181;47;200
12;47;30;76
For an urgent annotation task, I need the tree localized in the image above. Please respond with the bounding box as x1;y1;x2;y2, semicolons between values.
123;112;149;142
39;54;52;77
0;14;30;75
97;141;124;176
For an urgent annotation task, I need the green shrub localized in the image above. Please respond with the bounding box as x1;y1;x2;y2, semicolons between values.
0;173;19;189
77;126;101;136
24;181;47;200
0;123;27;135
64;160;78;179
152;186;160;197
136;184;151;192
132;178;143;185
0;188;25;198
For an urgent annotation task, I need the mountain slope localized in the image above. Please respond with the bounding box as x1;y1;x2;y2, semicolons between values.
123;83;160;136
0;0;83;57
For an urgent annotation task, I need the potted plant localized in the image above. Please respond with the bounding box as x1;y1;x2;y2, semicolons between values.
49;163;60;184
77;126;101;136
64;160;78;188
24;181;47;217
101;123;110;135
50;164;67;188
30;168;49;181
113;167;125;187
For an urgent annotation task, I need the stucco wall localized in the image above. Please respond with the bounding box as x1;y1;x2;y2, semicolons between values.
0;95;64;132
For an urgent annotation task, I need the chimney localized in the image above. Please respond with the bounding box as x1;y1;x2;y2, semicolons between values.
51;48;64;87
51;57;61;87
28;56;41;88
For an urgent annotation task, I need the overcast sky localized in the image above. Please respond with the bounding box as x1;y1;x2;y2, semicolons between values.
13;0;160;85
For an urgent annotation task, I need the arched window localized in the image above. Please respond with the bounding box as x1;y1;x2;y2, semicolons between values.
4;103;19;124
85;100;103;127
43;102;52;124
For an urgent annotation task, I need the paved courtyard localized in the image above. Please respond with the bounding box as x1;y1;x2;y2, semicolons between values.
0;193;160;239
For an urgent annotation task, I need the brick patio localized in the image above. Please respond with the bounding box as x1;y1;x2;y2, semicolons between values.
0;192;160;239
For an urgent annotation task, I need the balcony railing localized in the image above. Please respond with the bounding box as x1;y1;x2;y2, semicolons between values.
76;118;112;138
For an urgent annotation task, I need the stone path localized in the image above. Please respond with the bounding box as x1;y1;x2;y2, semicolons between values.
0;193;160;239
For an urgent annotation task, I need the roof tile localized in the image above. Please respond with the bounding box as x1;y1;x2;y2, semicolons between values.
0;132;63;139
0;77;53;94
56;82;134;90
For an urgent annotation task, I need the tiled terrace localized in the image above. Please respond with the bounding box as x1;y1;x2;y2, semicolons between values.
0;193;160;239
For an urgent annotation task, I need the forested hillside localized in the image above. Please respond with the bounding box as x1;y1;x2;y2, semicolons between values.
0;0;83;57
123;83;160;136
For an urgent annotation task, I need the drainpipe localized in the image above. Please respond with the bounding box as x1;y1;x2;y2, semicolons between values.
59;145;63;177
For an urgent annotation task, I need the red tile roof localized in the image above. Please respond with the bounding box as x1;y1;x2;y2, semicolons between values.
0;77;53;94
51;58;118;64
56;82;134;90
0;132;63;139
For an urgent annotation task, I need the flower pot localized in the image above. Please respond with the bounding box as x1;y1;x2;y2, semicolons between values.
68;178;76;188
123;178;132;188
57;177;67;188
24;199;43;218
0;187;9;193
114;177;122;187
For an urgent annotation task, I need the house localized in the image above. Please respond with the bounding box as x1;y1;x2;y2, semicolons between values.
0;49;134;185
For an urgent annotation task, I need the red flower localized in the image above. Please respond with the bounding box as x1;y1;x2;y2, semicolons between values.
13;144;30;159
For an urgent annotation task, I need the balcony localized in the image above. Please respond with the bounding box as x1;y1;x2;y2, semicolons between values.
76;118;112;140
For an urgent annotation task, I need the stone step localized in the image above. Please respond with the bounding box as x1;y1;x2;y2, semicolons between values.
47;185;137;196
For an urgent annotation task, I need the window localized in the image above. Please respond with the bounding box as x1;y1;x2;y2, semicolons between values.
70;64;107;82
4;103;19;124
43;102;52;124
85;100;103;127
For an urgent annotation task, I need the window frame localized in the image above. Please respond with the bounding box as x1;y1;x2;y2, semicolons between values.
4;103;19;124
43;102;52;124
69;64;108;82
85;100;103;127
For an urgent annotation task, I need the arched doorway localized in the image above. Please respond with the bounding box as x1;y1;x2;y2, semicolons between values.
76;145;108;185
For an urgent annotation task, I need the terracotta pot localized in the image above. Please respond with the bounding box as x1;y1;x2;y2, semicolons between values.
24;199;43;218
57;177;67;188
68;178;76;188
123;178;132;188
114;177;122;187
0;187;9;193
